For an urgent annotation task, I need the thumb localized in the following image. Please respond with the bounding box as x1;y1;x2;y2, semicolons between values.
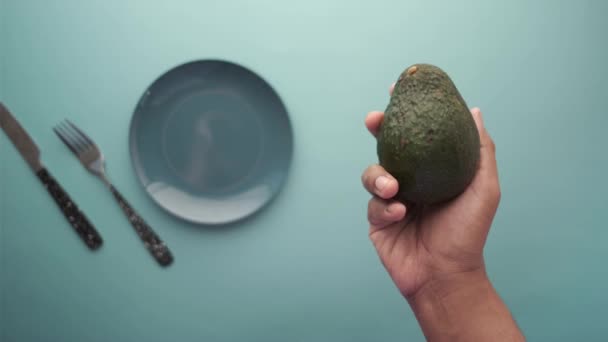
470;108;499;188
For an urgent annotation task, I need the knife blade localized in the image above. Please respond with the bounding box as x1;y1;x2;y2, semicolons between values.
0;102;103;250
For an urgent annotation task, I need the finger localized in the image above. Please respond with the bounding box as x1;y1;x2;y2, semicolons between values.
365;83;395;136
470;107;498;182
361;164;399;199
365;111;384;137
368;197;407;229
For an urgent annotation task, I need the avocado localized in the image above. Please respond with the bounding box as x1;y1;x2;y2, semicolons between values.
377;64;480;205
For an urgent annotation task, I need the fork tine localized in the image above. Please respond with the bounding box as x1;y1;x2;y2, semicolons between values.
61;120;88;153
60;120;90;152
66;119;95;148
54;124;85;155
53;125;80;155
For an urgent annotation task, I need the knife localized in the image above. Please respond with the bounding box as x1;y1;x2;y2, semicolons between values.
0;102;103;250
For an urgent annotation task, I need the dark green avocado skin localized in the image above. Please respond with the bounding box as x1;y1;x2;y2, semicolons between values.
377;64;480;205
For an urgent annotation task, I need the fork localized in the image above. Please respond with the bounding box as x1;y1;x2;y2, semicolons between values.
54;120;173;267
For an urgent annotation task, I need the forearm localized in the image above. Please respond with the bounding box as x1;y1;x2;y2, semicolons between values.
407;269;525;342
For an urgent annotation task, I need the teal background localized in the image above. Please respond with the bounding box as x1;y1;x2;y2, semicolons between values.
1;0;607;341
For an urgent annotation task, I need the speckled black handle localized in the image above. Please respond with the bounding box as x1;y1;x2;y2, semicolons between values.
109;185;173;266
36;168;103;250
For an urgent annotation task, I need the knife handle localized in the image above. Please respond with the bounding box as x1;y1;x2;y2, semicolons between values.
36;168;103;250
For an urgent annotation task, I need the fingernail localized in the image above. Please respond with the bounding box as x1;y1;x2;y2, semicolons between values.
471;107;482;117
375;176;390;191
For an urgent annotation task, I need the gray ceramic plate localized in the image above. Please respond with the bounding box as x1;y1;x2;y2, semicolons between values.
129;60;293;225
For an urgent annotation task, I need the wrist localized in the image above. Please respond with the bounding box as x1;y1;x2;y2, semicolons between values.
407;268;524;341
406;267;490;305
407;267;492;329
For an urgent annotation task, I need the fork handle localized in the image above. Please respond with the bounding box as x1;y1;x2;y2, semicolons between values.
109;185;173;267
36;168;103;250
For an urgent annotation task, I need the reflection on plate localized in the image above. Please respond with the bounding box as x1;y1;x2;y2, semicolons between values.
129;60;293;225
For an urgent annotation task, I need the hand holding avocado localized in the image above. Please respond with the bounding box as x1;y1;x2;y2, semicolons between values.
361;64;524;341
